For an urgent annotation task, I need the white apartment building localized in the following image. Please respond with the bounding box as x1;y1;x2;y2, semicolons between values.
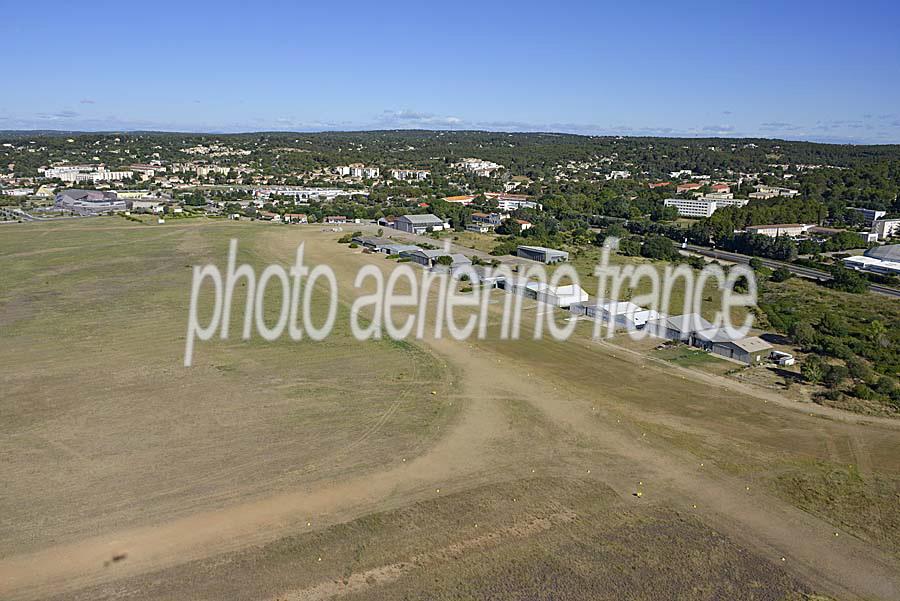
1;188;33;196
709;196;749;208
663;197;718;218
337;164;379;178
848;207;887;225
745;223;812;237
483;193;543;212
55;169;134;183
873;218;900;240
749;185;800;199
496;197;541;211
453;158;503;176
390;168;430;181
253;187;352;202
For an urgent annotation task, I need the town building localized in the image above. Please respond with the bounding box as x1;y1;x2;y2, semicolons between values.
749;185;800;199
442;195;477;205
336;164;379;178
253;187;351;202
708;196;748;208
806;226;876;244
45;166;134;183
470;212;503;228
516;245;569;263
675;182;703;193
872;218;900;241
1;187;33;196
453;158;503;176
390;168;430;181
848;207;886;225
466;222;493;233
324;215;347;224
485;193;543;212
745;223;812;238
663;197;718;218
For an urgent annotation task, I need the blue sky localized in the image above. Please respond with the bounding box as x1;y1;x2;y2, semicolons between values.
2;0;900;143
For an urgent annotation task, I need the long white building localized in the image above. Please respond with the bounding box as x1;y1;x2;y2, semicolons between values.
390;168;430;181
663;197;748;218
663;198;717;218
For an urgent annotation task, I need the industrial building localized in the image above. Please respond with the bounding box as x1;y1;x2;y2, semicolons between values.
399;248;472;271
842;244;900;276
645;313;715;341
572;301;662;330
54;189;126;214
393;214;450;234
692;329;773;365
500;278;588;308
516;245;569;263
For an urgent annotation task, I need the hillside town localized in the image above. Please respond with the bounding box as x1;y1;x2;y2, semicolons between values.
3;134;898;284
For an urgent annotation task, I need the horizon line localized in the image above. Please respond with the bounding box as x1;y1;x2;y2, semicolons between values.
2;128;899;147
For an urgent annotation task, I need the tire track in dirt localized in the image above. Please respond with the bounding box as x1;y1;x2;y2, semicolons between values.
273;508;578;601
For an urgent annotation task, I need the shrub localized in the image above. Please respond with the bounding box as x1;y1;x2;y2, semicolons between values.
770;267;793;282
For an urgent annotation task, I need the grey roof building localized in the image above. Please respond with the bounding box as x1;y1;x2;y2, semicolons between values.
393;214;448;234
400;248;472;271
693;330;773;365
351;236;393;251
55;189;126;214
865;244;900;262
646;313;714;341
843;244;900;275
516;245;569;264
380;243;421;255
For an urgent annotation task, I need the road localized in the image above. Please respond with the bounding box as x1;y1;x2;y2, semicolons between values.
683;244;900;299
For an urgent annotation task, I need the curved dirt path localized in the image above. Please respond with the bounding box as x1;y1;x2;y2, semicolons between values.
2;227;898;600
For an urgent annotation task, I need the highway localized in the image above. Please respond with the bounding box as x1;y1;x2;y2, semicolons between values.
682;244;900;299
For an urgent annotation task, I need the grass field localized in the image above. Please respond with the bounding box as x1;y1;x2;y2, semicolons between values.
1;217;898;601
0;218;456;556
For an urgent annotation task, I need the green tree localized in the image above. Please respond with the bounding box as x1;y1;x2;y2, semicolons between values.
640;235;677;260
802;355;826;383
828;266;868;294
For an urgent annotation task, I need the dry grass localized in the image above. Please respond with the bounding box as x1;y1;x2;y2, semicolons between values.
0;218;456;555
